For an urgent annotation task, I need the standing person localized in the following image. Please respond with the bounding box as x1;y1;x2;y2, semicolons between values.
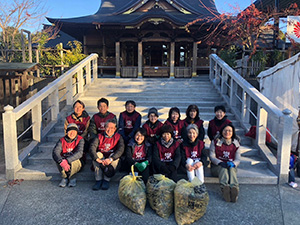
209;124;241;203
142;107;163;145
90;119;124;190
126;128;152;184
164;107;185;142
181;124;207;183
208;105;232;141
118;100;142;145
53;123;84;188
89;98;117;139
153;125;181;182
183;104;205;141
64;100;90;161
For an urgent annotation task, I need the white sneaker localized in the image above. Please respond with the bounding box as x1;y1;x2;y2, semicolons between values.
289;182;298;188
68;178;77;187
59;178;68;187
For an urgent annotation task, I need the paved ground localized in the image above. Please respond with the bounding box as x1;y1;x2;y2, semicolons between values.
0;178;299;225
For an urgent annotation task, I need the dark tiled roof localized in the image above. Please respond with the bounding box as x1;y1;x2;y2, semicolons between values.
254;0;300;11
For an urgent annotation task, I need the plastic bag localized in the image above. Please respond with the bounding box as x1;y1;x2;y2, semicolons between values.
174;178;209;225
146;174;176;218
118;165;146;215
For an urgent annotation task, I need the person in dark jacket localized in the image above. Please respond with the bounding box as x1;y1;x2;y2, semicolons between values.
142;107;163;145
53;123;84;188
182;104;205;141
90;119;124;190
118;100;142;145
126;128;152;184
153;125;181;182
181;124;207;183
208;105;232;141
164;107;185;142
89;98;117;139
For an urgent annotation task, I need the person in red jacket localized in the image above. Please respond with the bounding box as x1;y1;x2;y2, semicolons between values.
164;107;185;142
208;105;232;141
90;119;125;190
89;98;117;139
53;123;84;188
142;107;163;145
182;104;205;141
209;124;241;203
153;125;181;182
118;100;142;144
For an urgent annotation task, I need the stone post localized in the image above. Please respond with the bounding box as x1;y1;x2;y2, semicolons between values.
256;106;267;146
32;102;42;142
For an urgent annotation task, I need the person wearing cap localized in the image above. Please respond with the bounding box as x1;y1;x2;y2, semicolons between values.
164;107;185;142
181;124;207;183
52;123;84;187
152;124;181;182
89;98;117;139
182;104;205;141
90;119;124;190
142;107;163;145
208;105;232;141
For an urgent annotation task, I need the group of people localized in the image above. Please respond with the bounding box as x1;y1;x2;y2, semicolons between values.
52;98;241;203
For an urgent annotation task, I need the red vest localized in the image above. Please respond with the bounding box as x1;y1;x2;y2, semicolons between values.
121;111;141;136
183;140;205;160
97;133;121;158
214;140;238;162
164;119;185;139
183;118;204;129
66;115;90;135
142;121;163;138
157;141;180;162
93;113;115;134
209;119;231;139
60;136;83;157
132;144;147;162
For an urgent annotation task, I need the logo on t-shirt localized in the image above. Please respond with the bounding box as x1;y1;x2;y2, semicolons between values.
104;143;111;151
191;151;198;158
165;152;172;160
223;151;230;159
126;120;133;128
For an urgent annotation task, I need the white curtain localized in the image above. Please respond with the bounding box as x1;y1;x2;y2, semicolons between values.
257;53;300;152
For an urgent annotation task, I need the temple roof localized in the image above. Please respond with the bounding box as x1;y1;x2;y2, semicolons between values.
47;0;219;27
254;0;300;12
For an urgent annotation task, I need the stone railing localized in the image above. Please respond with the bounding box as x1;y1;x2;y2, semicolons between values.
2;53;98;179
210;54;293;183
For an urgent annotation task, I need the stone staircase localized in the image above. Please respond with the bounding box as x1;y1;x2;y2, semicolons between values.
16;75;278;184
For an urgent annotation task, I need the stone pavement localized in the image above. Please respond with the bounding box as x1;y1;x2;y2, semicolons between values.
0;178;299;225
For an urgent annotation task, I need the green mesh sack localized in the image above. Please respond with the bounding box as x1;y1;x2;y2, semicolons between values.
146;174;176;218
118;165;146;215
174;178;209;225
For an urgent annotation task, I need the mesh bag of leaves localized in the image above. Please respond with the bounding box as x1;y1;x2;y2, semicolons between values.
146;174;176;218
174;178;209;225
118;165;146;215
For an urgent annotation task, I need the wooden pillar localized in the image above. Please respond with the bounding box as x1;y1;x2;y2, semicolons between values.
59;43;64;75
138;41;143;77
170;42;175;77
102;36;106;58
28;32;32;63
35;48;40;77
83;35;87;55
192;42;197;77
116;41;121;77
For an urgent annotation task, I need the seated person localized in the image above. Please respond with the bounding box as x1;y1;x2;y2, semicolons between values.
164;107;185;142
126;128;152;184
90;119;124;190
89;98;117;139
209;124;240;203
142;107;163;145
153;125;181;182
118;100;141;144
208;105;232;141
52;123;84;188
181;124;207;183
182;104;205;141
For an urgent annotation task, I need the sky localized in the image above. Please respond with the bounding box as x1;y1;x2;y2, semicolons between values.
4;0;254;32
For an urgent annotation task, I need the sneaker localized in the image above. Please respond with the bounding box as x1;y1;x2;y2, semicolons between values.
221;186;231;202
59;178;68;188
68;178;77;187
101;180;110;190
230;187;239;203
92;180;103;191
289;182;298;188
